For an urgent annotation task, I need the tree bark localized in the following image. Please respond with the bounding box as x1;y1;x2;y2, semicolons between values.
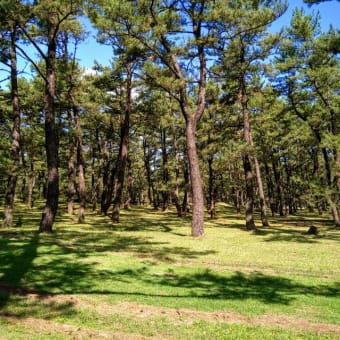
186;117;204;236
160;127;169;211
74;104;86;223
2;25;20;227
112;63;132;223
182;150;191;215
250;133;269;226
264;162;276;216
27;158;35;209
240;85;256;230
153;7;207;235
39;14;59;233
272;160;284;216
172;127;182;217
124;157;134;209
67;110;76;215
207;157;216;219
100;142;110;214
91;128;103;211
143;137;153;206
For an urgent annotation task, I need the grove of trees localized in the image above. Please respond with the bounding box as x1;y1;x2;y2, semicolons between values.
0;0;339;235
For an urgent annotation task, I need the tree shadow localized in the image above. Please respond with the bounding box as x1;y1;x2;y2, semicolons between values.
48;228;216;263
139;268;340;305
0;204;339;324
0;226;339;323
0;231;39;309
7;263;337;308
251;225;340;243
211;205;339;243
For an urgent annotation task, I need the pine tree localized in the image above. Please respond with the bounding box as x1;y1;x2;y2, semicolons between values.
274;9;340;227
14;0;84;231
216;0;285;228
0;0;27;226
89;0;218;236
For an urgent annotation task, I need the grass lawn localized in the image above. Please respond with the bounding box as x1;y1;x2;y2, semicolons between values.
0;202;339;339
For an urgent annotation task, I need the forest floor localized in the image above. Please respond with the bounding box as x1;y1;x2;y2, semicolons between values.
0;202;339;339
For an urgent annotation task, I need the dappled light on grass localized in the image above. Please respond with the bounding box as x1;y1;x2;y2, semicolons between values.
0;202;339;337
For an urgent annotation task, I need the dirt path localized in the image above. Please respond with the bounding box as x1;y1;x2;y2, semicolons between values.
1;286;339;338
3;315;159;340
80;299;340;335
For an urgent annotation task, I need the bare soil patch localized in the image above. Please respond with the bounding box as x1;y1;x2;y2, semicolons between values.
107;301;340;335
1;283;339;337
3;315;157;340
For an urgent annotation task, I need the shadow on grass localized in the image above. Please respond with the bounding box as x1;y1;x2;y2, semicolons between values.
268;227;339;243
0;232;39;309
139;268;340;305
212;205;340;243
0;227;339;315
0;203;339;322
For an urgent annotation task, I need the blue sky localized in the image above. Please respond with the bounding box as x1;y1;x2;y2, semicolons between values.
77;0;340;69
269;0;340;33
0;0;339;84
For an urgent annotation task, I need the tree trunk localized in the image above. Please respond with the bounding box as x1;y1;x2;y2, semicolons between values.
243;154;256;230
186;117;204;236
67;110;76;215
272;160;284;216
101;162;114;215
207;157;216;219
124;157;134;209
167;24;207;235
160;127;169;211
331;206;340;228
27;159;35;209
100;142;111;214
112;64;131;223
39;16;59;233
143;137;153;206
321;146;340;228
182;150;190;215
74;104;86;223
172;129;182;217
334;152;340;228
255;160;268;221
250;133;269;226
91;128;102;211
264;162;276;217
240;86;256;230
2;26;20;227
20;151;27;203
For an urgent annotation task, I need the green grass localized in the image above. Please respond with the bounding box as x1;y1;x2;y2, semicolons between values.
0;202;339;339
